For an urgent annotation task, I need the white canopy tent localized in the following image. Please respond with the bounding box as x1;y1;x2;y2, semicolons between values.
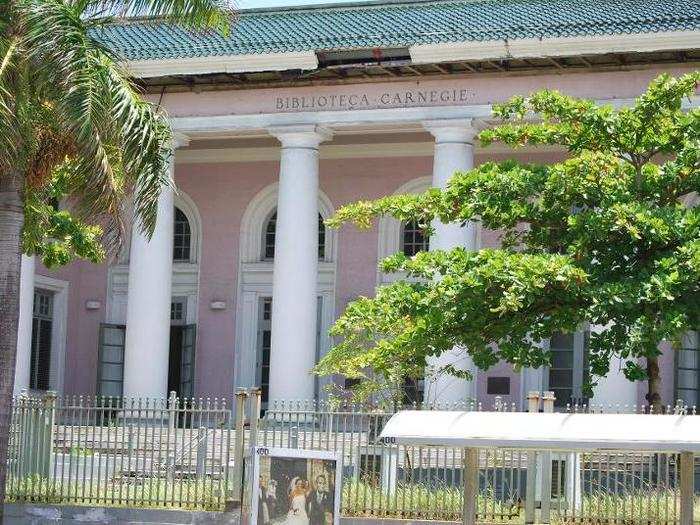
379;411;699;525
379;410;700;452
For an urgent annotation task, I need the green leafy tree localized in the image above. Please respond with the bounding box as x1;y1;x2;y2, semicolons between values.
319;73;700;410
0;0;229;514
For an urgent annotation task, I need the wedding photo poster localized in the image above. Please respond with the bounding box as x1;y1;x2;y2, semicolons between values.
252;448;341;525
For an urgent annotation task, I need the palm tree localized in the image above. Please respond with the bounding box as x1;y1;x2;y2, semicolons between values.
0;0;230;514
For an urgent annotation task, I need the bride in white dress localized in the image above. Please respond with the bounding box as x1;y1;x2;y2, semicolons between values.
281;478;310;525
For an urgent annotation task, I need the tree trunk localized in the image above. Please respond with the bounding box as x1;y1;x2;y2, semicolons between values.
645;355;662;414
0;173;24;522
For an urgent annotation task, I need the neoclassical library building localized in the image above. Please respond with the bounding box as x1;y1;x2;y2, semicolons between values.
14;0;700;410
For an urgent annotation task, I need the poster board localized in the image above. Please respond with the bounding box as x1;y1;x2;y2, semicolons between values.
250;447;342;525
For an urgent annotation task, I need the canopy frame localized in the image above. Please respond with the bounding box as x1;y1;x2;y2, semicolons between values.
380;410;698;525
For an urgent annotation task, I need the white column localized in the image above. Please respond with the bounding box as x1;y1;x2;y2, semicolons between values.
14;255;35;394
267;125;331;404
122;133;188;399
422;119;481;405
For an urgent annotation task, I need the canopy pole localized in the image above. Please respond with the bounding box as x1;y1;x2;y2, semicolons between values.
463;447;479;525
525;391;540;524
540;392;555;524
680;451;694;525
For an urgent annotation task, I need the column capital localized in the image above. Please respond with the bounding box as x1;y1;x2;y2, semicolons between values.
171;131;190;149
422;118;486;144
268;125;333;149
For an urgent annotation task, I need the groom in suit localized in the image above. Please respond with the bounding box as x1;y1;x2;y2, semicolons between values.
307;474;332;525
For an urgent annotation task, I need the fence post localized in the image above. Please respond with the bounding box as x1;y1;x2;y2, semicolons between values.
325;402;334;445
17;393;28;479
196;426;207;478
46;392;57;473
525;391;540;524
564;390;583;517
539;391;555;524
166;391;178;481
231;388;247;503
290;426;299;449
127;423;135;470
168;391;178;431
381;444;399;498
249;388;262;451
462;447;479;525
20;391;56;479
680;451;694;525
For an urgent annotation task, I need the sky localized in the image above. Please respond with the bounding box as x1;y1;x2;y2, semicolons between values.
237;0;374;8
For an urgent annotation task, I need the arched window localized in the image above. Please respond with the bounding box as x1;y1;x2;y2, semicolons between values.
318;214;326;260
262;210;326;260
173;207;192;262
401;220;429;256
263;211;277;260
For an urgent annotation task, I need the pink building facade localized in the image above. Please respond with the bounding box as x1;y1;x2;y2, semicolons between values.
13;0;700;410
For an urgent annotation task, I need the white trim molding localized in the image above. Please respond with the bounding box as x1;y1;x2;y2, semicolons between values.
238;182;337;264
234;182;337;397
33;274;69;395
410;31;700;64
126;51;319;78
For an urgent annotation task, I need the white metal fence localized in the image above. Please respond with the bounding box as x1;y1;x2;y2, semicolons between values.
6;390;700;524
7;393;234;510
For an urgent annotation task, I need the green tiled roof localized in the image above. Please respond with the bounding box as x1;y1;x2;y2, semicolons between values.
94;0;700;61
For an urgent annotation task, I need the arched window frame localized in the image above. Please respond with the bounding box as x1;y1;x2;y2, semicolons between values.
117;191;201;265
261;209;277;261
172;192;201;265
173;207;192;263
239;183;336;265
260;209;328;262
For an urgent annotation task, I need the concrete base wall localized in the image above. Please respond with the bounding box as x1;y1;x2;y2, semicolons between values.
3;504;242;524
340;518;460;525
4;505;467;525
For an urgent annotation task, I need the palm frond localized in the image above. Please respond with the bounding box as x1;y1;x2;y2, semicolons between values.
19;0;173;250
89;0;233;33
0;34;24;178
103;54;172;238
6;0;227;254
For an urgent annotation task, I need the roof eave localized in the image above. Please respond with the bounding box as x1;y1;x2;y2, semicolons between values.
125;51;319;78
410;30;700;64
122;30;700;79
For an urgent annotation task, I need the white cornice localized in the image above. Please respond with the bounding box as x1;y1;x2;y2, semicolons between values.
170;96;699;137
171;105;495;135
410;30;700;64
126;51;319;78
175;142;565;163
